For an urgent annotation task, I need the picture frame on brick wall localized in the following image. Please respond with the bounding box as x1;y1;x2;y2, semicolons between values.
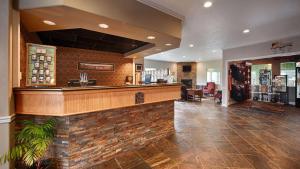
78;62;115;71
135;64;143;72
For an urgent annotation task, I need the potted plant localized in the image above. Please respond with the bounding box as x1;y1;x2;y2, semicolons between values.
0;119;56;169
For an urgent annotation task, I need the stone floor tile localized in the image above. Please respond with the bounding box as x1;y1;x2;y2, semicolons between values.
90;100;300;169
89;159;121;169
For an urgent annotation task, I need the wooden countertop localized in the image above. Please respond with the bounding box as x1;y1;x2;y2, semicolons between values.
14;83;181;116
14;83;181;92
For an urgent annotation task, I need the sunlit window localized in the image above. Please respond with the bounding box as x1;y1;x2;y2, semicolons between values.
207;69;220;84
280;62;296;87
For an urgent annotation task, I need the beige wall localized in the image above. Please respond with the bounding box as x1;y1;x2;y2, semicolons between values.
0;0;18;168
0;0;11;117
0;124;11;169
133;58;144;84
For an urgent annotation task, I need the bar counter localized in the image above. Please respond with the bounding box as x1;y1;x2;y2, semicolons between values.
14;83;181;168
14;83;181;91
14;83;181;116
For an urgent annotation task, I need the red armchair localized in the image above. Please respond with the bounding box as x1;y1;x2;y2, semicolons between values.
203;82;215;96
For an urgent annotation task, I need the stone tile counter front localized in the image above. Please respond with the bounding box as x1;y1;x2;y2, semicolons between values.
14;84;180;168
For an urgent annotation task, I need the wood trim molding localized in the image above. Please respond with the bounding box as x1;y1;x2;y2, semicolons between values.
0;114;16;124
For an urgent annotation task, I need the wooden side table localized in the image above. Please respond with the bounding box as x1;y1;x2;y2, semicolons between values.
187;89;203;102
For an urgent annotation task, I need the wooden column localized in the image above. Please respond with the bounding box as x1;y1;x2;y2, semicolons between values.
0;0;19;168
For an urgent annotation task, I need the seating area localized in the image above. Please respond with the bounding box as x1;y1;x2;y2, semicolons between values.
203;82;216;96
181;82;222;103
187;88;203;101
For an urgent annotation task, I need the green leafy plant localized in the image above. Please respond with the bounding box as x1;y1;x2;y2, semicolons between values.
0;119;56;169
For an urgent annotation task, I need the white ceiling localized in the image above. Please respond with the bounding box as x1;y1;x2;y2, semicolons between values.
140;0;300;62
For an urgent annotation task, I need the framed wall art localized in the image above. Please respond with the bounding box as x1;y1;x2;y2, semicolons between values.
259;69;272;85
135;64;143;72
26;43;56;86
78;62;115;71
273;75;287;93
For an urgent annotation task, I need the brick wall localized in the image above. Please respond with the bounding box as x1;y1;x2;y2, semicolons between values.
177;62;197;87
20;25;133;87
15;101;175;169
56;47;133;86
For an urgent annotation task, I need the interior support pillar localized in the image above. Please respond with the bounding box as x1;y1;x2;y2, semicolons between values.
0;0;18;168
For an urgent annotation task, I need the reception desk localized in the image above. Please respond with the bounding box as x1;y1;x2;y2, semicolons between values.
14;84;181;169
14;84;181;116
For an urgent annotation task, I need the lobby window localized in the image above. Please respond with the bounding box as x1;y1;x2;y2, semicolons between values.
251;64;272;85
207;69;220;84
280;62;296;87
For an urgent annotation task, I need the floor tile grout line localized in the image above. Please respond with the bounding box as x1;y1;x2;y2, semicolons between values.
114;158;123;169
225;113;284;169
225;123;260;169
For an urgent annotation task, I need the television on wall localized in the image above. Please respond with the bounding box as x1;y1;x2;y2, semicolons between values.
183;65;192;72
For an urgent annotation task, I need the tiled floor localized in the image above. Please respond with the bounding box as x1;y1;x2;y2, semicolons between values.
91;99;300;169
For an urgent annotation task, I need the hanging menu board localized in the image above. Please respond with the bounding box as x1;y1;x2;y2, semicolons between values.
26;43;56;86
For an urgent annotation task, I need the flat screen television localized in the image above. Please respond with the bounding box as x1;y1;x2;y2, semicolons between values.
182;65;192;72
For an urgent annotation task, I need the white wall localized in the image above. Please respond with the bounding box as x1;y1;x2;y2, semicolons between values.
196;62;206;85
132;58;145;84
222;35;300;107
196;60;223;88
144;59;177;80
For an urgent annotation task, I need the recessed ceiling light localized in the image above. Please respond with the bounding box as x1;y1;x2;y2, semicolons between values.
182;56;186;58
147;36;156;40
98;23;109;29
43;20;56;25
203;1;213;8
165;43;172;46
243;29;250;34
189;44;194;48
